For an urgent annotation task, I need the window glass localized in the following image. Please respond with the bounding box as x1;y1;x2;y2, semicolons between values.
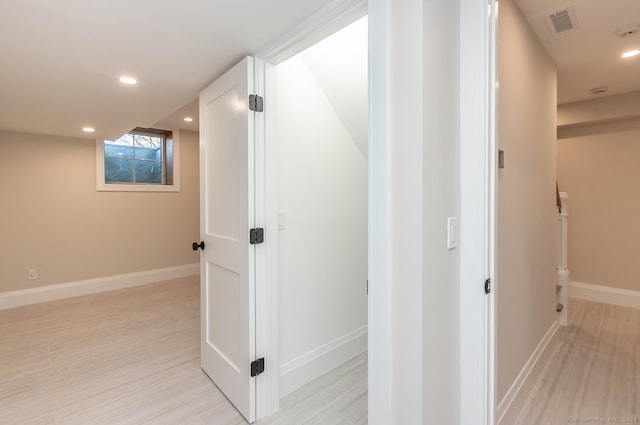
104;131;165;184
96;128;179;192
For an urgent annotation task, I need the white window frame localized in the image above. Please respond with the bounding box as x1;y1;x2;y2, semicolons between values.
96;129;180;192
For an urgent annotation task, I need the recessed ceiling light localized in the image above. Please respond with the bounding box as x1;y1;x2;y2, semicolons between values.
183;117;193;122
622;49;640;58
119;76;137;85
83;127;95;133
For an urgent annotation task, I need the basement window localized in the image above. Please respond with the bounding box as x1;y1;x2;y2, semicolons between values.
96;128;180;192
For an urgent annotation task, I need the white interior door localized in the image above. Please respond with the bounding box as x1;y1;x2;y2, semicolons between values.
199;56;257;423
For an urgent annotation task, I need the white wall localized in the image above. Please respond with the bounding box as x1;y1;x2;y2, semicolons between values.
276;53;368;396
301;17;368;158
369;0;468;423
386;1;426;420
497;0;558;406
368;0;505;422
422;0;461;423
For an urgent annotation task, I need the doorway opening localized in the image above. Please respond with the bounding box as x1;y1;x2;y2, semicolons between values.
271;14;368;416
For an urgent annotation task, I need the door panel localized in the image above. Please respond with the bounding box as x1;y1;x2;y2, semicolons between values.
199;56;256;423
206;263;242;371
205;86;242;240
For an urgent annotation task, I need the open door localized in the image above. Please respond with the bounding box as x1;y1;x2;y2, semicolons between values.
198;56;260;423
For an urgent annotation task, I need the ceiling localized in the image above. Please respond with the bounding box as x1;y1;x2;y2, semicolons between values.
516;0;640;104
0;0;329;141
301;16;368;159
3;0;638;140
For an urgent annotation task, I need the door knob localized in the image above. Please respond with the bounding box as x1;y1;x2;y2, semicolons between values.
192;241;205;251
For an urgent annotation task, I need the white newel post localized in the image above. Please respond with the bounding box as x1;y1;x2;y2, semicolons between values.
557;192;569;326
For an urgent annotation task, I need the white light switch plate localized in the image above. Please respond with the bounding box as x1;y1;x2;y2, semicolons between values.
447;217;458;250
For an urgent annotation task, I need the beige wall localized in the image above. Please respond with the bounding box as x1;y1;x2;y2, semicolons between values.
0;130;200;293
558;90;640;126
558;96;640;292
497;0;558;402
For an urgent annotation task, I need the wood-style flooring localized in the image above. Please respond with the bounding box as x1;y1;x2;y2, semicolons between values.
0;276;367;425
515;298;640;425
10;276;634;425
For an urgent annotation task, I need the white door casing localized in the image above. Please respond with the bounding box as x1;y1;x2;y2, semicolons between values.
459;0;497;423
199;56;257;423
256;0;367;418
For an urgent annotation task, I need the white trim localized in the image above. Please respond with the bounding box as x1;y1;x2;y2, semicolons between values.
261;61;281;419
498;321;560;425
459;0;496;424
95;129;181;192
0;263;199;310
252;57;277;420
368;0;392;423
279;326;368;398
487;1;498;423
569;281;640;310
256;0;367;64
256;0;370;420
247;56;258;423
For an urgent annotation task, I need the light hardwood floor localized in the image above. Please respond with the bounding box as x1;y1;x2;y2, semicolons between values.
0;276;367;425
515;298;640;425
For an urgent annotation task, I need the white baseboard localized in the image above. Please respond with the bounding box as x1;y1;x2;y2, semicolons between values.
279;325;367;398
497;320;560;425
569;281;640;310
0;263;199;310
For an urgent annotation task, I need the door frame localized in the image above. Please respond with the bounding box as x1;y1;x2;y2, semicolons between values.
459;0;498;423
254;0;368;418
252;0;496;422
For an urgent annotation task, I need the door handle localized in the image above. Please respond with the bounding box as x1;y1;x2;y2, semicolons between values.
192;241;205;251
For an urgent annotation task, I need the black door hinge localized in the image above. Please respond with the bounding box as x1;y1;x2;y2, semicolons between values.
251;358;265;377
249;228;264;245
249;94;264;112
484;278;492;294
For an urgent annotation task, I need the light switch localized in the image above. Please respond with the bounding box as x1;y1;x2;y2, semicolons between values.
447;217;458;250
278;210;286;230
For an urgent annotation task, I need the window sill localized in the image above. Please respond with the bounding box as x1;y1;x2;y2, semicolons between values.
96;182;181;192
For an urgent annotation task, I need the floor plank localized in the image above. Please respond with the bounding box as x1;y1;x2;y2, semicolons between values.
514;298;640;425
0;276;367;425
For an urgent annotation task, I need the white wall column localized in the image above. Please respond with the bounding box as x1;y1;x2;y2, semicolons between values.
369;0;423;423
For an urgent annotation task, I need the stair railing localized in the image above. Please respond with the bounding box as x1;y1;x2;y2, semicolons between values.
557;191;569;326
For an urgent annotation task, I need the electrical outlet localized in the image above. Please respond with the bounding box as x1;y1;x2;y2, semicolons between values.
28;269;37;280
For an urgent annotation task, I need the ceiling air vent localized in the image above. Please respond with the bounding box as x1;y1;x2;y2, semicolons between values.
616;25;640;39
590;86;608;95
545;6;579;36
